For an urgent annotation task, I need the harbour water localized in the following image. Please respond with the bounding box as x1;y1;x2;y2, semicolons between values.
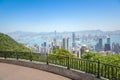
17;34;120;47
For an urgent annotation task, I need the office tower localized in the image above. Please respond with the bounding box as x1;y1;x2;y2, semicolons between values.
72;32;76;47
53;30;57;45
95;38;103;52
112;42;115;52
66;37;69;50
62;37;69;50
43;42;46;47
51;42;54;47
98;38;103;51
99;38;102;51
62;38;66;49
107;37;110;44
112;43;120;54
104;44;111;51
104;37;111;51
95;43;99;52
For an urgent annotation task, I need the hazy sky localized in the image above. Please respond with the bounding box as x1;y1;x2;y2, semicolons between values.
0;0;120;33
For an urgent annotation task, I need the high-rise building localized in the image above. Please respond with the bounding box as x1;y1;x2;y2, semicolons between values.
95;38;103;52
53;30;57;45
99;38;102;50
62;37;69;50
95;43;99;52
112;43;120;54
72;32;76;47
43;42;46;47
104;37;111;51
112;42;115;52
62;38;66;49
107;37;110;44
104;44;111;51
66;37;69;50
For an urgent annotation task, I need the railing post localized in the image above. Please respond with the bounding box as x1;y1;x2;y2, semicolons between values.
29;53;32;61
16;53;19;60
86;60;88;72
4;53;7;59
97;60;100;78
46;55;49;65
67;56;70;70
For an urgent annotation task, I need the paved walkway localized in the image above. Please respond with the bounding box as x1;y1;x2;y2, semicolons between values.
0;63;71;80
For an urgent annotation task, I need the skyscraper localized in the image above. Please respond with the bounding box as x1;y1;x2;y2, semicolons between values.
53;30;57;45
62;38;66;49
104;37;111;51
104;44;111;51
43;42;46;47
66;37;69;50
62;37;69;50
107;37;110;44
99;38;102;49
95;38;103;52
99;38;103;51
72;32;75;48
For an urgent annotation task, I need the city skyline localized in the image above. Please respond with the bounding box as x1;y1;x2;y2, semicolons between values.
0;0;120;33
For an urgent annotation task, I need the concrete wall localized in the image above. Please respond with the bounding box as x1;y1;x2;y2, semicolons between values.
0;59;100;80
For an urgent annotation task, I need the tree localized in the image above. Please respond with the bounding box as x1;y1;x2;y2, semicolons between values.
48;48;77;66
82;52;96;59
48;48;76;58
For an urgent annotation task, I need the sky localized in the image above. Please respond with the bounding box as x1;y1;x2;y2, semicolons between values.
0;0;120;33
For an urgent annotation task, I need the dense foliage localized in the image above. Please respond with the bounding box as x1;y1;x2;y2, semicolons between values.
0;32;31;52
48;48;77;58
82;52;120;66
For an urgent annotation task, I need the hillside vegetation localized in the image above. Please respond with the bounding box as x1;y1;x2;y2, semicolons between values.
82;52;120;66
0;32;31;52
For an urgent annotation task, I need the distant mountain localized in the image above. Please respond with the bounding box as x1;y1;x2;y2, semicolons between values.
8;30;120;37
7;30;120;46
0;32;31;52
7;31;38;39
75;30;103;34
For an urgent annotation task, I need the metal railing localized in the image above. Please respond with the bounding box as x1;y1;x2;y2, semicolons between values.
0;51;120;80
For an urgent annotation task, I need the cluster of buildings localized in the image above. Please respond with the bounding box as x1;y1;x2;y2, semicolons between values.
95;37;111;52
27;32;120;57
28;32;89;58
112;43;120;54
95;37;120;54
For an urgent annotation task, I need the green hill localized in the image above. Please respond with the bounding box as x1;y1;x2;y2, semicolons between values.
0;32;31;52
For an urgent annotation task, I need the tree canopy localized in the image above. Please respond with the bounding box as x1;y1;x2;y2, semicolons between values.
82;52;120;66
48;48;77;58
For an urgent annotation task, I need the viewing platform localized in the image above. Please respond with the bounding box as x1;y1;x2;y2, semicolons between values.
0;63;71;80
0;51;120;80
